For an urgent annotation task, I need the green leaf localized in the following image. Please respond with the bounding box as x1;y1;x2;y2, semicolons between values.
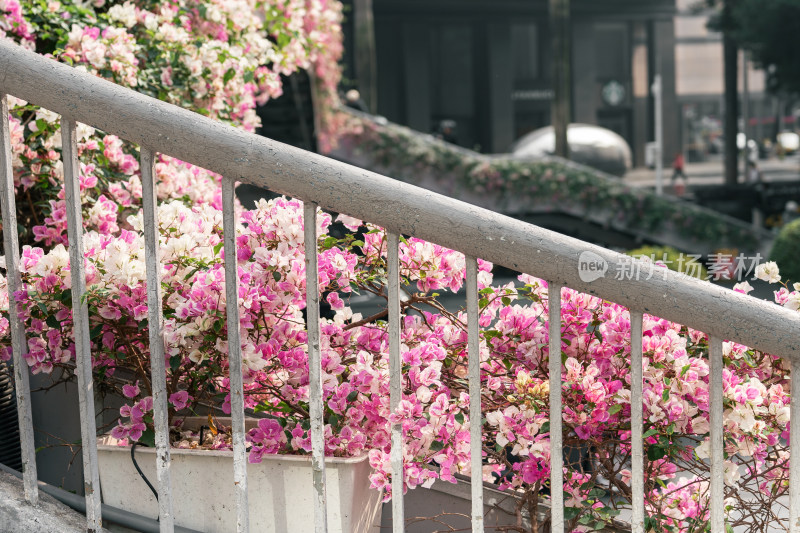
539;421;550;435
607;404;623;415
647;444;666;461
254;401;294;414
138;428;156;448
59;289;72;305
90;324;104;340
454;412;465;425
183;266;201;281
45;315;60;329
662;388;670;402
564;507;581;520
223;67;236;84
643;428;658;439
588;487;606;499
169;355;181;372
213;242;224;256
429;440;445;452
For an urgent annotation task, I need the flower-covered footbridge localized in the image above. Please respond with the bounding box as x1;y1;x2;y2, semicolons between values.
328;109;772;258
1;36;799;533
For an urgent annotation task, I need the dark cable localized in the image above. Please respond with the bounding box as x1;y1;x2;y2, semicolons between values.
131;441;159;504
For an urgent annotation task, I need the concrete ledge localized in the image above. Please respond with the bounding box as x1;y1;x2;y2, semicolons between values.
0;469;109;533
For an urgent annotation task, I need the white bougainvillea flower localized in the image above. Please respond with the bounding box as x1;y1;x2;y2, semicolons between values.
754;261;781;283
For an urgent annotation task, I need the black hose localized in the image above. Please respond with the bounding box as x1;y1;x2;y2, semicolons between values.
130;441;159;503
0;359;22;471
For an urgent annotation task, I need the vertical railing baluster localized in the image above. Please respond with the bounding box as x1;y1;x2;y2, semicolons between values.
140;148;174;532
790;357;800;533
222;176;249;533
466;257;483;532
62;117;102;531
709;335;724;532
548;283;563;533
387;231;404;533
0;94;38;504
630;311;644;533
304;201;328;533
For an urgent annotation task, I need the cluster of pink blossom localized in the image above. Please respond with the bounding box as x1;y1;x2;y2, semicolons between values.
1;0;343;246
0;0;33;47
2;191;798;530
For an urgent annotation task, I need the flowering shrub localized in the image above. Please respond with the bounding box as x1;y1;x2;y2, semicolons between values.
0;0;343;247
1;3;797;533
3;189;799;531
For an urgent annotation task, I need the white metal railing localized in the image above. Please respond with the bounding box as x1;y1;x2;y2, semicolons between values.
1;38;799;533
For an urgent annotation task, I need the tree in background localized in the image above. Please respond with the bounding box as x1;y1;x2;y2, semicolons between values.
550;0;570;159
728;0;800;95
707;0;800;184
705;0;740;185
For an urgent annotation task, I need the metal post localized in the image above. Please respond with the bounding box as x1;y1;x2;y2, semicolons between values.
742;51;750;171
387;232;404;533
790;357;800;533
709;336;724;532
548;283;563;533
550;0;571;159
62;117;103;532
653;75;664;196
222;177;249;533
630;312;644;533
0;94;38;505
304;201;328;533
140;147;175;532
466;257;484;532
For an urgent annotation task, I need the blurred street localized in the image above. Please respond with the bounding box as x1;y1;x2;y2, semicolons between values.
625;154;800;188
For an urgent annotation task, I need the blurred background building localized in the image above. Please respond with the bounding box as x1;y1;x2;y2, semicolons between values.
340;0;680;168
674;0;773;162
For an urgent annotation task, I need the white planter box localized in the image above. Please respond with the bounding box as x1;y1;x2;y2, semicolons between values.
97;419;382;533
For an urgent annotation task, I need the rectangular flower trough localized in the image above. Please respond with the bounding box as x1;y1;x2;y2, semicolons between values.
97;418;382;533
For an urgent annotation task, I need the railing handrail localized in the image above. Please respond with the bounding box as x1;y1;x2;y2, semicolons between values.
1;40;794;360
